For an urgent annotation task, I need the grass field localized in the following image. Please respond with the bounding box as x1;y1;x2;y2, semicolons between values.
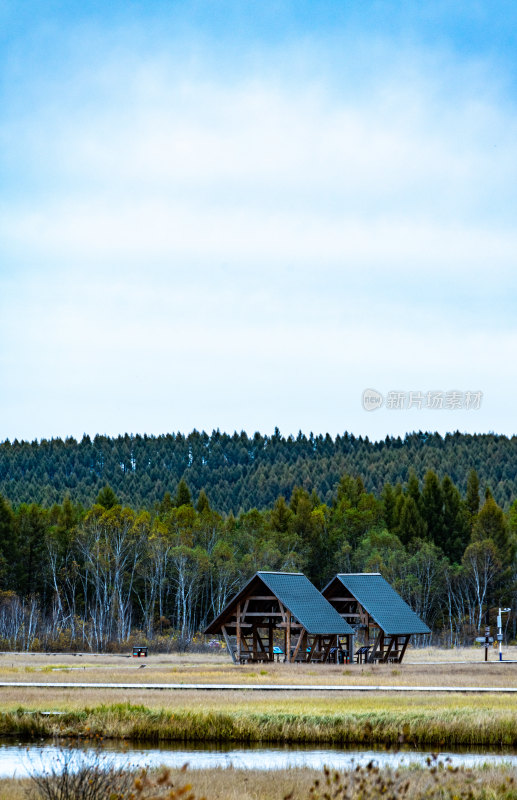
1;764;517;800
0;649;516;748
0;646;515;688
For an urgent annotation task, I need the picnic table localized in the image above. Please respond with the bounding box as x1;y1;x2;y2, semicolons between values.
354;645;371;664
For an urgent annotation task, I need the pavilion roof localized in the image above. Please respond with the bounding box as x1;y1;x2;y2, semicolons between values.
323;573;430;636
204;571;354;635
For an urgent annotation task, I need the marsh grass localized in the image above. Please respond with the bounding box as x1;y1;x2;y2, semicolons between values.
2;701;517;747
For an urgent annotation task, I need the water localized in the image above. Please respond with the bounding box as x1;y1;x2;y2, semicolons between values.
3;740;517;778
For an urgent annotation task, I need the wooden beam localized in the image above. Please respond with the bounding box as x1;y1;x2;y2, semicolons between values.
242;612;284;617
255;629;267;654
322;636;334;663
398;635;410;663
368;631;383;663
225;621;252;628
221;625;236;664
383;636;396;663
246;595;276;601
268;620;274;662
291;628;306;662
339;613;361;618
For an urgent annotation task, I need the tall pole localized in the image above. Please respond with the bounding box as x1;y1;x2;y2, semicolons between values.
498;609;502;662
497;608;511;662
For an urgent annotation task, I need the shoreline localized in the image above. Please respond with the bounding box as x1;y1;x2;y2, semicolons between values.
1;704;517;748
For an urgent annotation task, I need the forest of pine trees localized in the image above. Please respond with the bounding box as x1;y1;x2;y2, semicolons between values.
1;429;516;512
0;447;516;651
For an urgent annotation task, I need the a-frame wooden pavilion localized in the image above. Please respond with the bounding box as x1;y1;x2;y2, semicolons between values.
205;571;354;664
322;573;430;664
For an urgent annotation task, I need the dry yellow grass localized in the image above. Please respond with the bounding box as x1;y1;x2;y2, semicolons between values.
0;684;516;715
0;647;515;689
2;764;517;800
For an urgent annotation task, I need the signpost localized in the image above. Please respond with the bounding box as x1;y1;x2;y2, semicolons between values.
475;609;511;661
475;630;493;660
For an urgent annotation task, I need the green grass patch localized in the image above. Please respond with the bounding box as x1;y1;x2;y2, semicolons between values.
1;702;517;748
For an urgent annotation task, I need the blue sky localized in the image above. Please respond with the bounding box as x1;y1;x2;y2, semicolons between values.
1;1;516;442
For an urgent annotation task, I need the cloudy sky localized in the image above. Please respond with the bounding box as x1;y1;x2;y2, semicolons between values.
1;1;516;442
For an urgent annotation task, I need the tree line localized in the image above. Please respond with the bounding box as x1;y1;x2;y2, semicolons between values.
0;466;516;651
1;429;516;513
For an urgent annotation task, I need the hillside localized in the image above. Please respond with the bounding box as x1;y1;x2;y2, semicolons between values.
1;429;515;511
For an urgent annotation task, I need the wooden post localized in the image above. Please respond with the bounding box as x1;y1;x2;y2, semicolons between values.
236;602;241;663
268;619;274;662
252;625;258;661
383;636;396;663
398;635;410;663
291;628;306;662
221;625;237;664
369;631;383;663
322;636;333;663
348;633;354;664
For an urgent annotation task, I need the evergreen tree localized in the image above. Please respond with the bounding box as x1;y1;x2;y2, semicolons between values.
442;475;470;563
16;503;48;598
196;489;210;514
270;496;292;532
96;485;118;509
0;494;16;589
174;479;192;508
473;494;515;566
406;470;422;511
159;491;174;515
398;495;426;545
422;470;445;548
466;468;480;520
381;483;396;531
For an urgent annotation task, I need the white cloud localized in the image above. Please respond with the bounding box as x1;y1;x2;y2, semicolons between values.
1;43;516;439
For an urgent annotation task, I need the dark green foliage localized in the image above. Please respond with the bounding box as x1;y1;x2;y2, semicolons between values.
16;503;48;597
196;489;210;513
398;496;426;545
381;483;396;531
174;479;192;507
0;494;15;589
441;475;470;563
466;468;480;520
422;470;444;547
0;430;515;513
473;494;515;566
95;485;118;509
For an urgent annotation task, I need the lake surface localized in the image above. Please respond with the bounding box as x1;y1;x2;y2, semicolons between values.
4;740;517;778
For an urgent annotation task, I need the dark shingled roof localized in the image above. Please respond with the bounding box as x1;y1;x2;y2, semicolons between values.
258;572;354;635
327;573;430;636
204;571;354;636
